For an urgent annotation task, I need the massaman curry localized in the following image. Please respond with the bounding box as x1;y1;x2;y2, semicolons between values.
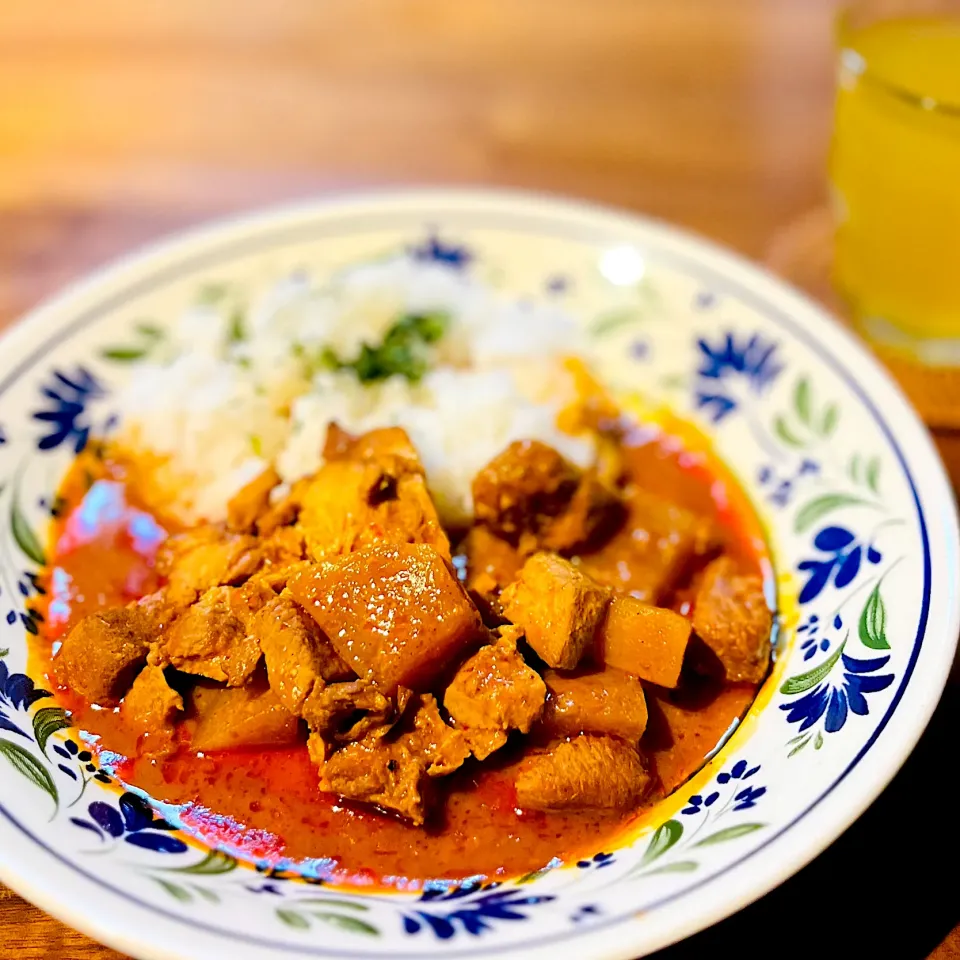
35;417;773;887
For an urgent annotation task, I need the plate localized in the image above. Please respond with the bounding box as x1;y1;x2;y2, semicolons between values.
0;189;956;960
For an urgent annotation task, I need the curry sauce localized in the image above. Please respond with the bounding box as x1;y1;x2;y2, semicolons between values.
31;425;770;889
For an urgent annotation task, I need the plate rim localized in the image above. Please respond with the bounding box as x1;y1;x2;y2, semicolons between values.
0;185;956;960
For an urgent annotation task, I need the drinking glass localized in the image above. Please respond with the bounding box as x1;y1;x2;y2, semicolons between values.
829;0;960;425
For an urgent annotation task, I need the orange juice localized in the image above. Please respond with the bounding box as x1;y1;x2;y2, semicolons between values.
831;16;960;352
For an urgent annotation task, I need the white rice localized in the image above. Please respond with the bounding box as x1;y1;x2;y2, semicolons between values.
116;256;596;526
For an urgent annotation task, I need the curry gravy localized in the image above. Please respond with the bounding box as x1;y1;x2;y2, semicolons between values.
30;427;768;889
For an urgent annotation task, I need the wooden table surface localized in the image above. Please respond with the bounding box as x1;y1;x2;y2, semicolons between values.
0;1;956;957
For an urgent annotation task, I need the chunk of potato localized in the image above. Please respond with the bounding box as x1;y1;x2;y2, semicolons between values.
121;665;183;750
189;679;299;752
288;543;484;694
579;488;717;604
594;595;691;688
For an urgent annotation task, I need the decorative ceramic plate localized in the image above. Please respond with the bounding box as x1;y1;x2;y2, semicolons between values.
0;190;956;960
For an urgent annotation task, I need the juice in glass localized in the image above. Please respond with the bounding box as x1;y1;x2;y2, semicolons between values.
830;8;960;421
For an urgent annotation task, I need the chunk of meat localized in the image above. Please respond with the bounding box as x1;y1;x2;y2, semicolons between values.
253;559;312;593
154;584;265;686
309;690;465;822
579;487;717;603
406;693;471;776
227;466;281;533
157;525;263;605
208;526;307;596
55;607;151;705
257;525;307;571
443;628;546;760
298;460;451;561
595;433;627;489
289;543;484;694
321;421;357;460
120;665;183;749
319;736;428;825
540;469;625;554
189;677;300;752
459;525;523;602
692;557;772;684
323;424;423;477
515;735;649;812
500;552;610;669
556;355;623;435
301;679;395;742
595;596;692;689
255;593;353;715
307;731;329;767
255;477;307;537
136;589;186;634
472;440;579;543
540;666;648;743
297;427;450;562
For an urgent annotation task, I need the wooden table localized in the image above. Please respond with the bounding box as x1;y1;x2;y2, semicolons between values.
0;2;956;957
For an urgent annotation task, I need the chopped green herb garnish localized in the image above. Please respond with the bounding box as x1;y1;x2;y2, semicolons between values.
197;282;231;305
250;434;263;457
135;322;165;341
407;311;448;344
100;346;149;362
322;312;449;384
227;309;247;344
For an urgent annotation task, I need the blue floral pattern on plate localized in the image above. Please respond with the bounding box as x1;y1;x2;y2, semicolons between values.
694;332;783;423
32;367;106;453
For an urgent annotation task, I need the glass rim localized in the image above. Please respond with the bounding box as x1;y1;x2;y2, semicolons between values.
837;9;960;116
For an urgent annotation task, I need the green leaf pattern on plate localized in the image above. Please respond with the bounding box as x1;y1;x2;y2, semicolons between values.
32;706;70;755
793;493;876;534
276;905;378;937
154;878;193;903
780;640;846;696
692;823;765;847
858;583;889;650
639;819;683;867
772;376;842;449
159;849;238;876
11;492;45;565
101;322;165;363
0;739;58;813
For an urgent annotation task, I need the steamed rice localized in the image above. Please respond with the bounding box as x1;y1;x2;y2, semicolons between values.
116;256;596;526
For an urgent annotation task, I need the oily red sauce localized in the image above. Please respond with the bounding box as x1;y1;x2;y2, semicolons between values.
31;429;768;889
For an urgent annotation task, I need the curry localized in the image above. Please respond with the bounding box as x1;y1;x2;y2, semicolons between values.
33;418;772;888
